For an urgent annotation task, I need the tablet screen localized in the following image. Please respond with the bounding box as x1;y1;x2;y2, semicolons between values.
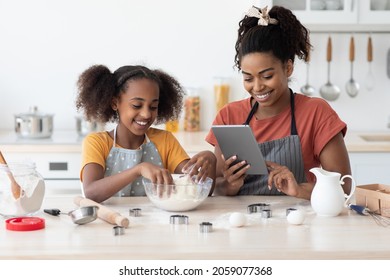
211;125;268;175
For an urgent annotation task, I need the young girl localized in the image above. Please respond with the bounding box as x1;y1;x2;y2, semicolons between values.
205;6;351;199
76;64;216;203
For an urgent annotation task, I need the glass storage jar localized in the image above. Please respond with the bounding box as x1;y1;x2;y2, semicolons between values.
165;119;179;133
184;88;200;132
214;77;230;113
0;161;45;217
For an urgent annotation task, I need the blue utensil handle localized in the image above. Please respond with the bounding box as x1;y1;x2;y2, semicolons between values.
348;204;368;215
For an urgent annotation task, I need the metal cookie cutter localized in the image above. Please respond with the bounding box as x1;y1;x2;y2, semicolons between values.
286;208;297;216
113;225;125;236
261;209;272;219
247;203;270;214
129;208;141;217
199;222;213;233
170;215;189;225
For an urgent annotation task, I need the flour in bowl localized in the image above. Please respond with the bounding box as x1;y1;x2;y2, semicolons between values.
144;175;212;212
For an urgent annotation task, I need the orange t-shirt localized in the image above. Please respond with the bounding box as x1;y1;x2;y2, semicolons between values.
80;128;190;181
205;94;347;182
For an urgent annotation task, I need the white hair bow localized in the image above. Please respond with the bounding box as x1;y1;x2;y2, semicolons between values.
246;6;278;26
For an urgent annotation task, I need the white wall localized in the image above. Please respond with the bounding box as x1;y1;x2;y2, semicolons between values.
293;32;390;131
1;0;390;133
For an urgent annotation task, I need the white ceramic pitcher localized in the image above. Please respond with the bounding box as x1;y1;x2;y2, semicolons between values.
310;167;356;217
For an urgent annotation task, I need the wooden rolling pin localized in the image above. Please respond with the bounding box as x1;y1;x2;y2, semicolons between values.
74;196;129;228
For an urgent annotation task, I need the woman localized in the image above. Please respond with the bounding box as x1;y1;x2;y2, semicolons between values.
205;6;351;199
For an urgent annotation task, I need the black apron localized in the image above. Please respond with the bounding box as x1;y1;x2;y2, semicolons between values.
239;89;307;195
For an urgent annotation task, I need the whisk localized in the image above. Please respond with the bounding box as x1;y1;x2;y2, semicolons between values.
349;204;390;227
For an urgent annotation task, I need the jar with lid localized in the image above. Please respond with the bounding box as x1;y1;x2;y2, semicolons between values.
184;88;200;132
0;161;45;217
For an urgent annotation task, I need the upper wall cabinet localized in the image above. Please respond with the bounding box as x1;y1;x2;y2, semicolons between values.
258;0;390;31
359;0;390;24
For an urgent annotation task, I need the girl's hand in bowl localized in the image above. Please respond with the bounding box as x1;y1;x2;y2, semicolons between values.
182;151;216;183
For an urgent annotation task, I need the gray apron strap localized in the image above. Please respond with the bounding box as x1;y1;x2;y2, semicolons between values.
105;126;163;197
240;135;306;195
239;89;307;195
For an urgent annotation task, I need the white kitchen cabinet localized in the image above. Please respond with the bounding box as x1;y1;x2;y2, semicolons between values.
5;151;82;195
349;152;390;186
272;0;356;24
359;0;390;24
0;131;84;194
259;0;390;27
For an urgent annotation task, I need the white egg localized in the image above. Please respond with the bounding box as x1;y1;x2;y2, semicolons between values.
287;209;306;225
229;212;246;227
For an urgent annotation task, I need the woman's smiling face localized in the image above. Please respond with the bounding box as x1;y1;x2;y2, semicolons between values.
240;52;293;108
115;78;159;136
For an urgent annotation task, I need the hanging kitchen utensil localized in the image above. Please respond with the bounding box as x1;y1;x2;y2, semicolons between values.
387;48;390;79
365;35;375;91
345;35;359;97
300;50;316;96
44;206;98;225
320;36;340;101
0;151;22;199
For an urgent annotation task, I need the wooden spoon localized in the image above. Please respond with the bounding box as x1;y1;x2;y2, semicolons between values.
345;35;359;97
365;35;375;91
0;151;22;199
319;36;340;101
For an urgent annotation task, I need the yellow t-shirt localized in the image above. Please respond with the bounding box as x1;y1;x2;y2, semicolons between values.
80;127;189;181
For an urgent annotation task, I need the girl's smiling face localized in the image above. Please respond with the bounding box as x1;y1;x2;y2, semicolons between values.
114;78;159;136
240;52;293;109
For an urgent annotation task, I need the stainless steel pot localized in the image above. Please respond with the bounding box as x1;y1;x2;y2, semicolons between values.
76;116;105;136
15;106;54;139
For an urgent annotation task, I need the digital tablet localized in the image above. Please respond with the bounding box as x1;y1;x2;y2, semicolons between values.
211;125;268;175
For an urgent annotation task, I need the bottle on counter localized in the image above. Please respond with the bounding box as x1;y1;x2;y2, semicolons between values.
165;119;179;133
214;77;230;113
184;87;200;132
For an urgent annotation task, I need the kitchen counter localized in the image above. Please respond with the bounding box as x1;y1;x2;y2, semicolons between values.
2;130;390;153
0;130;83;153
3;129;390;195
344;131;390;152
0;130;214;154
1;195;389;260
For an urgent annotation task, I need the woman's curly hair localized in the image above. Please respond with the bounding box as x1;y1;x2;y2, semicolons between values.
234;6;312;70
76;64;184;125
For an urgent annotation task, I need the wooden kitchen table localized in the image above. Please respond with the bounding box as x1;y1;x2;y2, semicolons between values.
1;195;389;260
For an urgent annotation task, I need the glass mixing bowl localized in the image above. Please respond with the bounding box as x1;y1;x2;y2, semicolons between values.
143;175;213;212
